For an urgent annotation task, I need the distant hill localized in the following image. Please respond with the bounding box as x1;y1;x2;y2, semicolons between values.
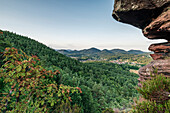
57;48;151;64
79;47;101;54
128;50;146;54
102;49;112;52
110;49;127;54
58;47;148;55
57;47;149;58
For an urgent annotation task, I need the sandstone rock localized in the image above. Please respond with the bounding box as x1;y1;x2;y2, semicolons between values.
149;42;170;60
113;0;170;104
138;59;170;78
113;0;170;29
152;53;170;59
138;59;170;103
149;42;170;53
150;53;164;60
143;6;170;40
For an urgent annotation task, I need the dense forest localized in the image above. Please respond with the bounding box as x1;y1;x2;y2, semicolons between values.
0;30;140;112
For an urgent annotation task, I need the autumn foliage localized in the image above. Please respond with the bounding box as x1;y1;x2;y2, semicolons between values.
0;47;82;112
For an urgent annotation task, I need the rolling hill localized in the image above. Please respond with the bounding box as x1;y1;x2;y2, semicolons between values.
58;48;151;64
58;48;148;55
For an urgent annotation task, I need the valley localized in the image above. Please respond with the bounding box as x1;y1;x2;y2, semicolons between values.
58;48;152;68
0;30;141;112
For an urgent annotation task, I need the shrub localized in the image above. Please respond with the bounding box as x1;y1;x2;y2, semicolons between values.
131;74;170;113
0;47;81;112
102;108;114;113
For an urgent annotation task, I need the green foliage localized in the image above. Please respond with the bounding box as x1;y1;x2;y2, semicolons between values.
102;108;114;113
132;100;170;113
0;48;81;112
131;74;170;112
2;30;139;112
0;30;11;67
137;74;170;103
61;62;139;111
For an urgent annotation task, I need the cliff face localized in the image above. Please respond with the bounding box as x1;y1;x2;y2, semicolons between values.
112;0;170;87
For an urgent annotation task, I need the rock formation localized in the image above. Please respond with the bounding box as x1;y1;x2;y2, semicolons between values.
112;0;170;95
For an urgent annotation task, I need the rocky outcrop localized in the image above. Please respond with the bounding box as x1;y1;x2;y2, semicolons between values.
143;6;170;40
149;42;170;53
149;42;170;60
113;0;170;29
113;0;170;101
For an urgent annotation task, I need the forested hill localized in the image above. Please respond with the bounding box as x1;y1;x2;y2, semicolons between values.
58;48;147;55
3;31;81;70
57;48;151;65
2;30;139;112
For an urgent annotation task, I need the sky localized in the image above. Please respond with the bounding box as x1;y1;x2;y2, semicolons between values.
0;0;166;51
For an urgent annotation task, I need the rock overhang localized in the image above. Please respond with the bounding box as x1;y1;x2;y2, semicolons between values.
113;0;170;29
112;0;170;92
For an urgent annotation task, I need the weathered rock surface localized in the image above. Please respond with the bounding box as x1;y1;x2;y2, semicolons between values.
113;0;170;29
149;42;170;53
139;59;170;78
138;59;170;89
143;6;170;40
149;42;170;60
112;0;170;99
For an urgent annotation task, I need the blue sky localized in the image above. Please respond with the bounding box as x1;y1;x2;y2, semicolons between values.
0;0;165;51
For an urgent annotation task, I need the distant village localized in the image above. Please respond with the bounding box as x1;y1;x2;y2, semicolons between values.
109;59;143;66
70;56;143;67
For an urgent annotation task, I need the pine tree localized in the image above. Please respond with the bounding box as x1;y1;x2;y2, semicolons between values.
0;30;11;67
131;74;170;112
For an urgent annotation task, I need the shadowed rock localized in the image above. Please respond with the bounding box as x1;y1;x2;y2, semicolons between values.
143;6;170;40
113;0;170;29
